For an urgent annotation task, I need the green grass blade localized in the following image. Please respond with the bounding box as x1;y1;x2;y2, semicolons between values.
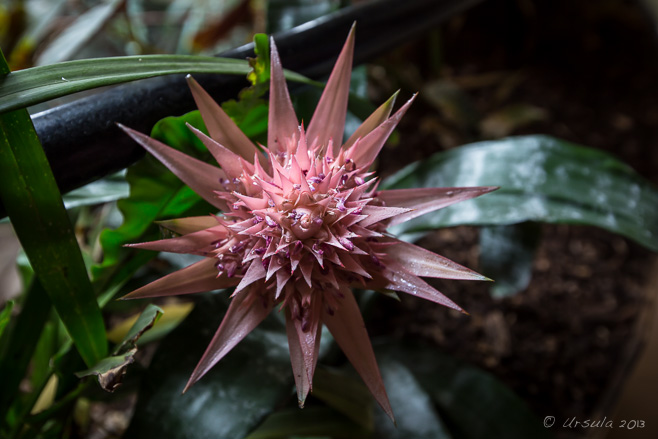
0;55;317;114
0;51;108;367
0;281;50;430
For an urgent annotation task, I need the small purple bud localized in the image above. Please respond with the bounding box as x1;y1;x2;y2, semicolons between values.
340;238;354;251
371;254;385;268
268;199;276;207
312;242;324;255
226;262;238;277
265;216;277;227
336;198;346;212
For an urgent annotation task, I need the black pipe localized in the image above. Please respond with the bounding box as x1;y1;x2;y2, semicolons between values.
1;0;483;218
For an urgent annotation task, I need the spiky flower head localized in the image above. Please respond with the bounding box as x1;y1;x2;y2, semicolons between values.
119;27;495;421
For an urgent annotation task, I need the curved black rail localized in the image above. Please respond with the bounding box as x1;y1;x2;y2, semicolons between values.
1;0;483;218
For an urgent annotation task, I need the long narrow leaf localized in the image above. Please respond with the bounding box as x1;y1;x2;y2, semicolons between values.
0;55;315;114
0;281;50;428
0;51;107;367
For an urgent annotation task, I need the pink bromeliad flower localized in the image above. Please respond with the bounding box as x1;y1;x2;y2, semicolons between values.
118;28;495;421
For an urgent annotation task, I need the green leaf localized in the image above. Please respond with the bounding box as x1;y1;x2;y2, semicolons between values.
311;367;374;429
76;304;162;392
0;55;316;114
62;171;129;209
247;34;270;86
375;357;452;439
0;300;14;340
0;281;51;431
245;407;370;439
124;293;294;439
376;343;550;439
383;135;658;252
92;110;213;292
479;223;541;298
0;51;107;367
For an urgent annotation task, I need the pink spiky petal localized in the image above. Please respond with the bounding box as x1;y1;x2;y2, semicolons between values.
268;39;299;154
186;75;260;162
367;260;465;313
344;91;398;149
306;24;355;155
322;287;394;422
285;300;323;407
121;258;239;300
187;124;245;179
377;239;490;281
157;216;222;235
184;285;274;392
346;94;416;169
117;124;229;212
376;186;498;227
126;224;228;255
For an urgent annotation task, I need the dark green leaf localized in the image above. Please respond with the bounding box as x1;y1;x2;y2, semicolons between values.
383;135;658;252
375;357;452;439
245;407;370;439
0;300;14;340
0;55;316;114
0;281;50;430
479;223;541;298
311;367;374;429
376;343;550;439
0;51;107;367
124;293;294;439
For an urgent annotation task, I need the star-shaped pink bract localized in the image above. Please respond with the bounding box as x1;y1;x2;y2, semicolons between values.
118;28;495;421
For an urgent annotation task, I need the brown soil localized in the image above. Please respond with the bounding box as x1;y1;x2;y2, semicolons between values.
368;0;658;438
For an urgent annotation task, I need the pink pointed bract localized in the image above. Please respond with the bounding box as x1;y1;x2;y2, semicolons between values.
119;27;496;422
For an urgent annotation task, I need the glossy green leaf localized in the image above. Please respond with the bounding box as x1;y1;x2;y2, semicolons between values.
0;51;107;367
479;223;541;298
374;357;452;439
0;55;315;114
376;343;550;439
383;135;658;252
62;171;129;209
124;293;294;439
245;407;370;439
